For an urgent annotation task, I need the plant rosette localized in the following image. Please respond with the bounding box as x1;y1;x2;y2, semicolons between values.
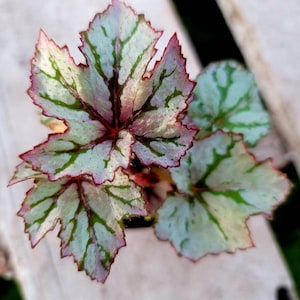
9;0;291;283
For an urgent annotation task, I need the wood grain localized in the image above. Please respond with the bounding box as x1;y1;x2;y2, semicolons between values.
216;0;300;173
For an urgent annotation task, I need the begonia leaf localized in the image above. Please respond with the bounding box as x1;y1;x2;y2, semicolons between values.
189;60;271;146
20;0;196;184
155;130;291;260
17;168;146;283
8;161;43;185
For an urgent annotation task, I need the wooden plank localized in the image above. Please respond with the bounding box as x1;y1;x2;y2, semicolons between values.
216;0;300;175
0;0;297;299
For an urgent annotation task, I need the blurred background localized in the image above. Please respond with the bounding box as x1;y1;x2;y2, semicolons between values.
171;1;300;298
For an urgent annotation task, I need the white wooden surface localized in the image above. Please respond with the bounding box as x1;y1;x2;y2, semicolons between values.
0;0;297;299
216;0;300;176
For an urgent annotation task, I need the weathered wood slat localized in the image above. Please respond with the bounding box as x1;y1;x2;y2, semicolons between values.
216;0;300;174
0;0;297;299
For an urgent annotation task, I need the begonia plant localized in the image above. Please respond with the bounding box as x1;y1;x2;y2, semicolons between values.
9;0;291;283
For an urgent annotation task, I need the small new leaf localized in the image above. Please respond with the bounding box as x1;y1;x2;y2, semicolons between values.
155;131;291;260
189;60;271;146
